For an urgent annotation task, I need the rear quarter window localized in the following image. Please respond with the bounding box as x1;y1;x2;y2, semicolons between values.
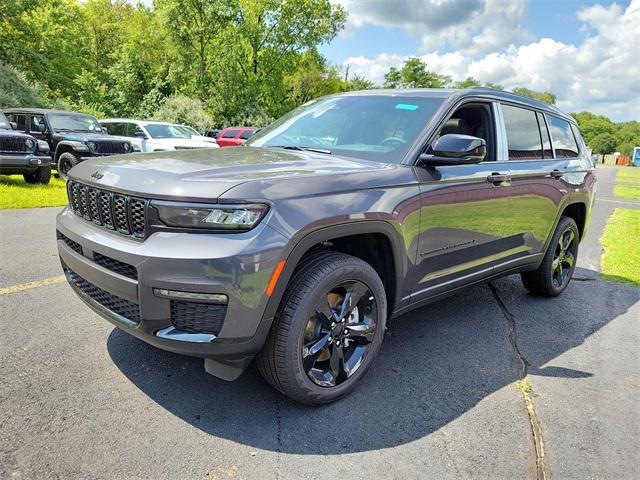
547;116;580;158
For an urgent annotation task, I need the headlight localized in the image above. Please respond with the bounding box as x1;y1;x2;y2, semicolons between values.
87;141;96;152
25;138;35;150
37;140;50;153
123;142;131;152
153;202;269;231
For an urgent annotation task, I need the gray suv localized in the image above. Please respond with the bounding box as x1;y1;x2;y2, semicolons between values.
56;88;595;405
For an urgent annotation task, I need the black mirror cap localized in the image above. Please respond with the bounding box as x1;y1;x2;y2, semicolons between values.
9;121;17;130
420;134;486;166
135;131;147;139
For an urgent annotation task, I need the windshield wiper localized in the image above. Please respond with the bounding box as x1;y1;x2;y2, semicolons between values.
270;145;332;155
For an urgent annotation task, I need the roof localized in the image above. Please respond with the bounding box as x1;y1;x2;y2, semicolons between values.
3;108;80;115
100;118;192;126
340;87;572;122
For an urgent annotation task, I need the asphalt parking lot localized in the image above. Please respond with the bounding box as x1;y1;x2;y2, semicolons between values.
1;167;638;479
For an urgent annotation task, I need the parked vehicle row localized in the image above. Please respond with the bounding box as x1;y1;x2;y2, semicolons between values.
56;87;596;405
1;107;258;181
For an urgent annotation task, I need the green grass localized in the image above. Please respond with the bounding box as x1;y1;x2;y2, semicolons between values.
614;185;640;200
616;167;640;183
600;208;640;285
0;175;67;209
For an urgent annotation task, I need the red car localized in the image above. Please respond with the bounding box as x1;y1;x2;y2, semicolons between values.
216;127;256;147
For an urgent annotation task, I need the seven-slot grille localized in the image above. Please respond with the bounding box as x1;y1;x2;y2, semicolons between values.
67;181;147;238
93;141;128;155
0;136;30;153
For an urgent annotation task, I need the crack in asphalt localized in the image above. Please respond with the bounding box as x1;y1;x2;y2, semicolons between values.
489;283;548;480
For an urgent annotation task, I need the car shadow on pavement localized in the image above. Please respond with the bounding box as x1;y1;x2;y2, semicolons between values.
107;269;639;455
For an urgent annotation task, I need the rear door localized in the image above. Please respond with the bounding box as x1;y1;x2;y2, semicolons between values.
498;103;575;262
217;129;240;147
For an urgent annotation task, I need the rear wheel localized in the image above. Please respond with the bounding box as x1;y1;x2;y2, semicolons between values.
57;152;79;180
23;165;51;184
521;216;579;296
257;252;387;405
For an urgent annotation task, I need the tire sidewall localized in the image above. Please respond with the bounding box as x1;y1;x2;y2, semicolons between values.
58;153;79;179
285;259;387;403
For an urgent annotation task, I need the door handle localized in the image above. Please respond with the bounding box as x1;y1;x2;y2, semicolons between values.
487;172;509;184
550;169;565;178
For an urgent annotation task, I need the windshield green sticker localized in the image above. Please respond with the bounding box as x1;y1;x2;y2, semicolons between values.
395;103;419;111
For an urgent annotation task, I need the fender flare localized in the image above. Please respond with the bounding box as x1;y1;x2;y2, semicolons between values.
260;220;407;325
54;141;88;161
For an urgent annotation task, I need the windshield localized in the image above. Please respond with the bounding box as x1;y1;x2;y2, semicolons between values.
0;112;9;129
248;95;444;163
145;124;191;139
47;113;102;132
178;125;199;136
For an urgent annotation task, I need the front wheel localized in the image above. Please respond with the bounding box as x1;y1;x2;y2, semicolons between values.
23;165;51;184
57;152;79;180
521;216;579;296
257;252;387;405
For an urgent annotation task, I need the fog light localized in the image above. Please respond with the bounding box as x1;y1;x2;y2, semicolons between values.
153;288;228;304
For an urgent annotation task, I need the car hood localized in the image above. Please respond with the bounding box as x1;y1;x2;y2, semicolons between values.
0;128;34;139
56;132;128;143
147;138;219;149
68;146;408;202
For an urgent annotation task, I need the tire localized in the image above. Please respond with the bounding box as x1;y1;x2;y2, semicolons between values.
23;165;51;185
521;216;579;297
57;152;79;180
257;251;387;405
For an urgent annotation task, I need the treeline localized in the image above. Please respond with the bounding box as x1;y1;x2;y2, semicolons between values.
0;0;637;154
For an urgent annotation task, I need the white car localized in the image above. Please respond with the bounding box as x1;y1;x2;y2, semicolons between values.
176;124;219;145
99;119;219;152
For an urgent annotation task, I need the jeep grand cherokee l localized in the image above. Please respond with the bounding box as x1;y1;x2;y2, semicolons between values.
4;108;134;179
56;88;595;405
0;111;51;183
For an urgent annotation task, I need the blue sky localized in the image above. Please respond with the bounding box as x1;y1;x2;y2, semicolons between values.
319;0;638;120
321;0;621;63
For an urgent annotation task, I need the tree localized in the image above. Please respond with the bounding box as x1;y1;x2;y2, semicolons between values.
590;133;618;154
348;74;375;91
152;95;213;131
158;0;236;100
512;87;556;105
383;58;450;89
454;77;481;88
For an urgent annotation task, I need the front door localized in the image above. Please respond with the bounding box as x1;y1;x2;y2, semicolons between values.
411;101;522;302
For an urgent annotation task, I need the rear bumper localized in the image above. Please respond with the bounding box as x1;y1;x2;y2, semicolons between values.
0;153;51;172
56;207;289;360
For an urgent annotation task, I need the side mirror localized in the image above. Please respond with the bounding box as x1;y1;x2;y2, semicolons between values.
38;123;46;133
102;127;109;134
419;134;486;166
135;130;147;139
9;121;17;130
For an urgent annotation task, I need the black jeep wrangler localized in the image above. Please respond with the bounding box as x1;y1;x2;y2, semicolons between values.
0;111;52;184
3;108;134;179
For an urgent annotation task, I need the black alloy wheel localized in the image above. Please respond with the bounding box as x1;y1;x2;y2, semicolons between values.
551;228;576;288
302;280;378;387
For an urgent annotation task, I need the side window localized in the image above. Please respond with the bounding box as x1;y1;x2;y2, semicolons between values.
537;113;553;159
434;103;494;161
14;114;28;131
29;115;46;133
105;123;127;136
240;130;254;140
133;125;146;138
222;129;240;138
547;116;579;158
501;104;542;160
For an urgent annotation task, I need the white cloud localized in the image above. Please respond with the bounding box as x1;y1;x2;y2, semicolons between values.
335;0;529;55
341;0;640;120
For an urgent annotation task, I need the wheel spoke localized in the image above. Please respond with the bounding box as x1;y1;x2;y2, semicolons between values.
303;332;330;370
563;252;575;268
338;292;352;319
345;322;376;342
314;299;337;326
329;343;345;384
561;230;575;252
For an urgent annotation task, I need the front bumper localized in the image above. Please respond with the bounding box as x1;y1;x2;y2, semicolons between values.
56;206;288;360
0;153;51;172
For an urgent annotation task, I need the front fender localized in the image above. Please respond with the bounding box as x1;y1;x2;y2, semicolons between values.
55;141;89;160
